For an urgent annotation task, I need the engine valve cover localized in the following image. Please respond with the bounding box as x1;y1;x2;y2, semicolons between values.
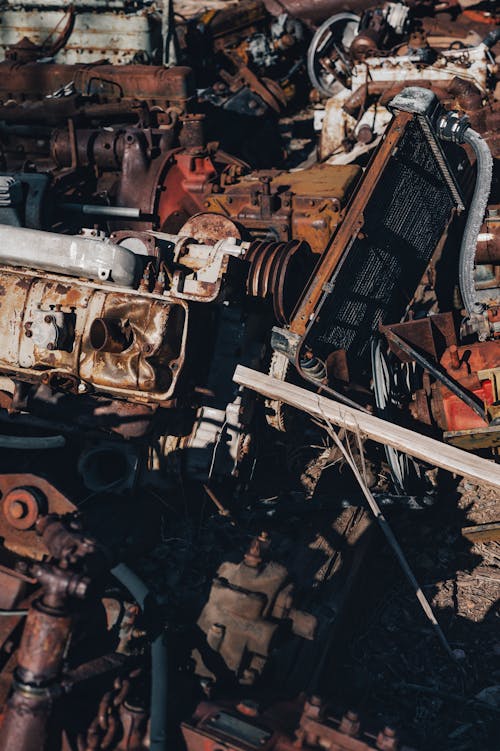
0;266;187;403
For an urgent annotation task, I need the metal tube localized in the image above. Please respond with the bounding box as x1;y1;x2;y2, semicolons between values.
0;224;139;287
111;564;168;751
0;435;65;449
459;128;494;318
61;203;142;219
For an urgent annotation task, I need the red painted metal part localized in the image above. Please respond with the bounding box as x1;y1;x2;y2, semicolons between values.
156;151;219;232
432;342;497;432
182;696;414;751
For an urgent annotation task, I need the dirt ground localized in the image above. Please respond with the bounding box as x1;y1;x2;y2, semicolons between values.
332;480;499;750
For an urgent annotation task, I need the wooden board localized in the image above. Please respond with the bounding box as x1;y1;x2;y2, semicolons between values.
233;365;500;491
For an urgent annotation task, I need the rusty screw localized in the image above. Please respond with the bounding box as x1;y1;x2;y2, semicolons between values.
339;710;360;737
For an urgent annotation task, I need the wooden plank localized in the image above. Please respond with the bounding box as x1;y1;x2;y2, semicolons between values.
233;365;500;491
461;522;500;543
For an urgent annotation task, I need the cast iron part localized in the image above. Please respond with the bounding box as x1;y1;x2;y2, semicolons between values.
0;512;107;751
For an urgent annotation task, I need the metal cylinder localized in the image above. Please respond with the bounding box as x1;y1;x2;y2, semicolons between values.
0;687;53;751
61;203;142;219
51;128;125;170
245;239;315;324
0;224;139;287
16;600;72;685
264;0;374;23
78;444;135;493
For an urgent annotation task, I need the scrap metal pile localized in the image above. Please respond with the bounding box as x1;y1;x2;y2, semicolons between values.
0;1;497;749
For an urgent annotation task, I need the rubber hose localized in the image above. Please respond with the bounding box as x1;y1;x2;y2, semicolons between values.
0;434;65;449
459;128;493;317
111;563;167;751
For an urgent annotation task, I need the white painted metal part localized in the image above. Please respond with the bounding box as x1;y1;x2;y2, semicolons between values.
0;4;161;65
319;41;494;162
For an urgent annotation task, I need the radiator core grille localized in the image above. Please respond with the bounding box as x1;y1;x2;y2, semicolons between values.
305;118;456;375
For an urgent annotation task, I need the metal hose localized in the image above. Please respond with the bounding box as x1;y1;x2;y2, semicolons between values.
459;128;493;318
111;563;167;751
0;434;65;449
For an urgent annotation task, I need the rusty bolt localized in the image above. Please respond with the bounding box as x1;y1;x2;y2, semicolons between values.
44;315;53;324
3;486;46;530
376;726;399;751
47;343;56;351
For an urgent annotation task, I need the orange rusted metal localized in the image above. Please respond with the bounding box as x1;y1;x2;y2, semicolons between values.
182;695;415;751
202;164;361;253
0;266;188;404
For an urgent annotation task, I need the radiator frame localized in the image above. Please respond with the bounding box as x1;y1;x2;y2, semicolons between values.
271;88;464;383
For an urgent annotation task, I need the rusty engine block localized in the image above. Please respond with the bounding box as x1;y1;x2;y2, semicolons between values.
0;58;360;246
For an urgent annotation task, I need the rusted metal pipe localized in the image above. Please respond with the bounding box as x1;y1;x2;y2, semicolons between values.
0;565;90;751
0;62;195;104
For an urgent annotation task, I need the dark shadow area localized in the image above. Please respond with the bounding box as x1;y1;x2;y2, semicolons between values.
323;482;499;750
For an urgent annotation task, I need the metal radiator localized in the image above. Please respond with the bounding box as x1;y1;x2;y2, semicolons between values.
273;87;464;381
